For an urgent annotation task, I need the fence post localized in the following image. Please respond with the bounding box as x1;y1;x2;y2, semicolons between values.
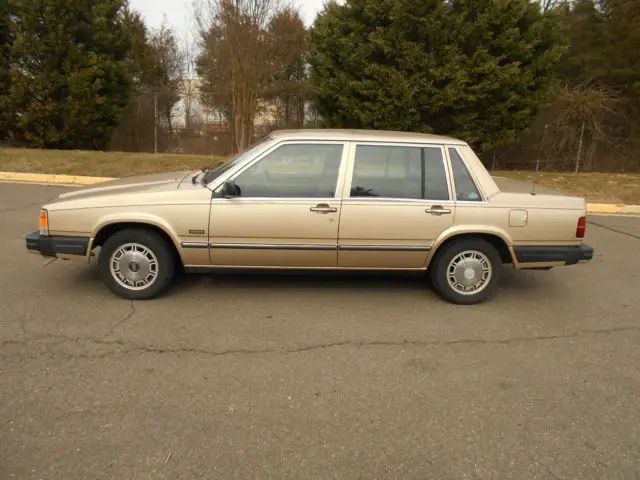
533;124;548;195
575;121;585;174
154;93;158;154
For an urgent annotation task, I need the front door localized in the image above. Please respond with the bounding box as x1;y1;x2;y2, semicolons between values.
338;143;455;268
208;142;347;267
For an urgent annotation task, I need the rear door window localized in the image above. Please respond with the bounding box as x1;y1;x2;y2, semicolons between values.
350;145;449;200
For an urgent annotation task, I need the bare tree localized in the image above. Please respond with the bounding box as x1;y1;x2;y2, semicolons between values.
540;0;567;12
148;19;185;136
264;8;309;129
176;4;203;136
491;81;629;172
180;36;199;135
549;82;625;171
195;0;282;151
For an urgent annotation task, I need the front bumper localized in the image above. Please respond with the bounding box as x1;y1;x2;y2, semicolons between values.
513;244;594;266
26;231;90;257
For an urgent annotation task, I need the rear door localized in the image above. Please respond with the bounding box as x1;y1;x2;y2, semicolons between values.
337;143;455;268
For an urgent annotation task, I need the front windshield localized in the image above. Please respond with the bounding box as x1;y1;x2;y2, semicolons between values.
203;136;272;185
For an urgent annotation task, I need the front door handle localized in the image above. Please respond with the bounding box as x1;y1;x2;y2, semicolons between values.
310;203;338;214
425;206;452;215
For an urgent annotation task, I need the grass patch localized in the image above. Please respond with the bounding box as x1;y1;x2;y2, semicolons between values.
0;147;225;178
1;147;639;204
494;171;640;205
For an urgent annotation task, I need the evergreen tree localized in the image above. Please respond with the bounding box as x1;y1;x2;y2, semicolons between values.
6;0;132;149
310;0;565;151
0;0;15;140
601;0;640;101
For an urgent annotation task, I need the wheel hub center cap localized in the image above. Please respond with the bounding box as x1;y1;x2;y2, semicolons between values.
129;262;140;273
463;267;476;281
453;260;483;287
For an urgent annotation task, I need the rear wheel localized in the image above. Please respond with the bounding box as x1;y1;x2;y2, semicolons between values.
429;239;502;305
99;228;176;300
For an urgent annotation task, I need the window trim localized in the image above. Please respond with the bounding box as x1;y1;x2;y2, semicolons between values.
343;142;453;202
213;140;349;200
446;146;487;203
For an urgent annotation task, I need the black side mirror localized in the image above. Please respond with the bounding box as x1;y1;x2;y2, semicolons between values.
222;181;240;198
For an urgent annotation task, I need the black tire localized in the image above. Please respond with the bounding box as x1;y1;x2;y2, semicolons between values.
99;228;176;300
429;238;502;305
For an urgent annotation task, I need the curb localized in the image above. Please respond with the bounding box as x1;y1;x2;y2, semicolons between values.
0;171;113;186
587;203;640;215
1;171;639;215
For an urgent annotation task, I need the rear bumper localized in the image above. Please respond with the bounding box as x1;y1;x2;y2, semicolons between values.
26;231;90;257
513;244;594;266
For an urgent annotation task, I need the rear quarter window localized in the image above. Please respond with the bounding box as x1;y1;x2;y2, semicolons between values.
449;148;482;202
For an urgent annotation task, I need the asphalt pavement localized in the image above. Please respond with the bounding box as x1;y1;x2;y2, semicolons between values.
1;182;640;479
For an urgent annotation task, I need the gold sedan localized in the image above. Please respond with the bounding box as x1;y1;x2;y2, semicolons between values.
26;129;594;304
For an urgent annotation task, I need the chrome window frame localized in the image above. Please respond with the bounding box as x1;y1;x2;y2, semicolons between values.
341;142;454;203
209;140;350;202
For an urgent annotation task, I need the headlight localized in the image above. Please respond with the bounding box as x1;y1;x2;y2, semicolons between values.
39;209;49;235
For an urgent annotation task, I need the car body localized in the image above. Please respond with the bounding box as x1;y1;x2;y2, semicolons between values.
25;129;594;304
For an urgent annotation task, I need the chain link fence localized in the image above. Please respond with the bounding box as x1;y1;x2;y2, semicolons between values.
108;91;321;157
489;120;640;173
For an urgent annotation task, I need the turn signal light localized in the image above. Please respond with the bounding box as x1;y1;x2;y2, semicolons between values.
576;216;587;238
39;210;48;235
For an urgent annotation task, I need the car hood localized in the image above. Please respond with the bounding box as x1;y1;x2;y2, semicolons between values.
54;171;193;202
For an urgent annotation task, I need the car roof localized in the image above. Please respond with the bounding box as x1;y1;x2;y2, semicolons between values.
269;129;467;145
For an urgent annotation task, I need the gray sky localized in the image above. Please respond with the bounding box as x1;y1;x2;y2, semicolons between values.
130;0;327;40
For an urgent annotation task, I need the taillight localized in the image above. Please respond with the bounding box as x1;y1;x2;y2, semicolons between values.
576;216;587;238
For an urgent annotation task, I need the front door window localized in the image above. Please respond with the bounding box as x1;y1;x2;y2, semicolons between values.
233;143;344;198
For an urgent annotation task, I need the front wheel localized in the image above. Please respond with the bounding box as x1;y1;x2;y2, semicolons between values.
99;228;176;300
429;239;502;305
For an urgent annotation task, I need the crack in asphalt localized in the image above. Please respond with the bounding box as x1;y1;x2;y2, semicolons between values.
105;301;136;337
589;220;640;240
2;324;640;360
15;297;137;347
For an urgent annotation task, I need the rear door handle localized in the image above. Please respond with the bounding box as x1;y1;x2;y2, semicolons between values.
310;204;338;214
425;206;452;215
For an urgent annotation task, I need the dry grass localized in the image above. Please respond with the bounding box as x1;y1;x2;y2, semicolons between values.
494;171;640;205
1;147;639;204
0;147;226;178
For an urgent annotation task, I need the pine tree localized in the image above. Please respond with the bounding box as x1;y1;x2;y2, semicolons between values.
0;0;15;140
6;0;132;149
601;0;640;100
310;0;565;151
